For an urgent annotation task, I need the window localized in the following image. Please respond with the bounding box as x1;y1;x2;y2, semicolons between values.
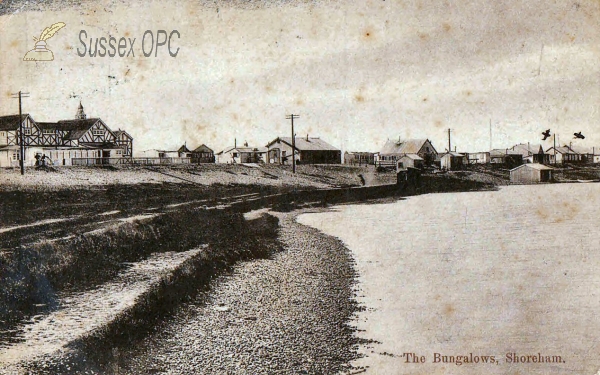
43;129;55;134
233;152;239;158
23;128;32;135
92;129;104;136
12;152;18;160
116;150;122;155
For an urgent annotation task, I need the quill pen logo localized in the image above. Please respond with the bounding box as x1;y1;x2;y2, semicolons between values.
23;22;66;61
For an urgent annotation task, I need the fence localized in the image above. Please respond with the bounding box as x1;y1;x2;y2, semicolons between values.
71;157;193;166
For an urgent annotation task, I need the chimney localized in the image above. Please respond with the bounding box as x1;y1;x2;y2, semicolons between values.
235;138;237;148
306;134;309;141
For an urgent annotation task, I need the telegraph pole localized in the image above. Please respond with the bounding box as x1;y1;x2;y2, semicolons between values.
10;91;30;175
553;133;556;165
286;114;300;173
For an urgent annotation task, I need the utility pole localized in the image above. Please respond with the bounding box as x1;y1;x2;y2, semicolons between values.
553;133;556;165
10;91;30;175
286;114;299;173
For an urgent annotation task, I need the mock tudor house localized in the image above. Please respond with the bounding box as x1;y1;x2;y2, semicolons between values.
0;103;133;167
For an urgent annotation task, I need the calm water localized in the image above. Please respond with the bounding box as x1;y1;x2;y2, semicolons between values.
298;183;600;375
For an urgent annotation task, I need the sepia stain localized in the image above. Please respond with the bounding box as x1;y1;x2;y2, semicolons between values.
355;94;365;103
10;39;19;48
442;22;452;32
231;113;239;121
362;28;374;41
265;86;273;93
464;90;472;97
443;304;455;316
418;32;429;41
296;98;305;106
124;31;131;38
434;119;443;128
422;97;428;102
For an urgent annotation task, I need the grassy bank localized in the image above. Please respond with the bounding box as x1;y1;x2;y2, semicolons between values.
0;207;278;328
18;212;282;374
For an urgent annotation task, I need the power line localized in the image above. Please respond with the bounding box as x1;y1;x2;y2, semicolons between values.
285;114;300;173
10;91;30;175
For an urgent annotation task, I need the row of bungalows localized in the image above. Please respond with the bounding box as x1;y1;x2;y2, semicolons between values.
465;143;600;167
0;103;133;168
216;136;342;164
140;144;215;164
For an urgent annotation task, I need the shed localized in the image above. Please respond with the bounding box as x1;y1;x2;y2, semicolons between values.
396;154;424;171
510;163;553;184
440;152;465;171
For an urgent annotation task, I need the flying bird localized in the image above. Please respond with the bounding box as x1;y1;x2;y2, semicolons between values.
574;132;585;140
541;129;551;141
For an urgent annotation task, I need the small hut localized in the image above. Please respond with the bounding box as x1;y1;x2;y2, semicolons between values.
510;163;553;184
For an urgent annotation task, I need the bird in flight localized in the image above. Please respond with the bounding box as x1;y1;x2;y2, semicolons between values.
541;129;551;140
574;132;585;140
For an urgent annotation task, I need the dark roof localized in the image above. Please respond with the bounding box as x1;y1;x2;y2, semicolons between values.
267;137;339;151
0;114;30;131
56;118;102;140
193;144;213;153
36;122;60;129
178;145;191;153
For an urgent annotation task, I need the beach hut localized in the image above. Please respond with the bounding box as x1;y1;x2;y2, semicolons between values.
510;163;553;184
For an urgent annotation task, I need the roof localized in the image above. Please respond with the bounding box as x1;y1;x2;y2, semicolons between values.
220;146;268;154
441;151;464;157
178;145;191;153
268;137;339;151
511;143;544;156
36;122;60;129
192;144;214;153
0;114;30;131
56;118;103;140
113;130;133;139
546;146;578;155
490;149;522;157
379;139;433;155
510;163;553;171
400;153;424;160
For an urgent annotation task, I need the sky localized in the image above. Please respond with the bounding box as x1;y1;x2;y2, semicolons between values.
0;0;599;155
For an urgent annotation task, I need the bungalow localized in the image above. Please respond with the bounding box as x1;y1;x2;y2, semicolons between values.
216;146;268;164
464;151;490;164
377;138;437;168
489;149;523;168
191;144;215;163
545;145;585;164
344;151;375;166
177;144;192;158
266;136;341;164
510;163;553;184
510;143;549;164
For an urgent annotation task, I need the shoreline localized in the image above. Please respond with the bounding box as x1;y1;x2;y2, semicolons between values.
0;171;498;373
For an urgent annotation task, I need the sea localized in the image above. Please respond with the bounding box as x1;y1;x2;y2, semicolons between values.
298;183;600;375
